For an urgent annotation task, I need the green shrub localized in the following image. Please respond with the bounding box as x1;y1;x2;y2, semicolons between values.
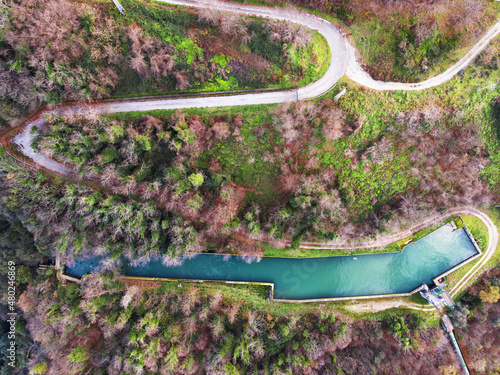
187;194;204;210
290;234;302;250
210;54;232;69
224;363;241;375
135;164;153;182
279;324;290;337
33;362;48;374
174;180;191;196
479;284;500;304
188;173;204;187
99;147;119;164
68;345;89;364
136;134;157;152
16;265;35;284
109;125;125;143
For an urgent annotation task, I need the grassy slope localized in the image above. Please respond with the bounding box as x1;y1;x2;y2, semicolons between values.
345;1;500;82
226;0;500;82
113;0;331;96
446;207;500;298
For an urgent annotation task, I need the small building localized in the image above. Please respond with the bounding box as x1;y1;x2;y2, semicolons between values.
418;284;455;311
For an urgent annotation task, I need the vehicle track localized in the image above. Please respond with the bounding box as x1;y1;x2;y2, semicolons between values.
4;0;499;306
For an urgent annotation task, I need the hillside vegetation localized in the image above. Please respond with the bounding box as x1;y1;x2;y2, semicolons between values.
0;0;323;129
1;1;500;374
255;0;500;81
15;272;459;374
27;44;500;258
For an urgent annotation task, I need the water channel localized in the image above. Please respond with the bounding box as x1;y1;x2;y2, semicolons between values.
65;224;479;300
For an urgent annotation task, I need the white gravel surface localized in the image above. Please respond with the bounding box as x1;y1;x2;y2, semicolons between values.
8;0;500;309
345;19;500;90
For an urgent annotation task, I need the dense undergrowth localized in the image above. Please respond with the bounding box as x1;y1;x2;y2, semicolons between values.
13;272;460;374
250;0;500;82
31;68;497;247
0;0;323;130
347;0;500;82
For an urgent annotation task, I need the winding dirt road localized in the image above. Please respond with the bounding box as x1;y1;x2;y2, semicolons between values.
12;0;500;173
5;0;500;305
346;19;500;90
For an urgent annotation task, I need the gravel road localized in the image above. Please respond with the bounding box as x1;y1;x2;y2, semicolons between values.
14;0;500;172
7;0;500;311
345;19;500;90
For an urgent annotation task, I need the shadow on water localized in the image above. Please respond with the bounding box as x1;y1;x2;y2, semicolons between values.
65;225;480;300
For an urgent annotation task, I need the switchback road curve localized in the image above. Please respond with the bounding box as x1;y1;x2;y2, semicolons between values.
11;0;500;174
3;0;499;303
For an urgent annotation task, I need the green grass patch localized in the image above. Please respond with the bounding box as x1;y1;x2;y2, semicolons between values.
262;243;401;258
295;32;331;87
199;113;282;206
396;235;414;249
463;215;488;252
106;103;279;121
445;207;500;298
349;16;399;77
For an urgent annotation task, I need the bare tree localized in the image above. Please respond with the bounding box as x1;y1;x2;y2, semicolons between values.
150;51;175;78
130;55;148;78
322;108;345;141
174;71;190;90
0;0;10;29
212;121;231;140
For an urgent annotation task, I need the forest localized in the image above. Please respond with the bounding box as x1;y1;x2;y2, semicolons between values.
24;32;500;260
1;0;500;374
0;0;323;129
28;97;495;261
1;255;498;374
261;0;500;81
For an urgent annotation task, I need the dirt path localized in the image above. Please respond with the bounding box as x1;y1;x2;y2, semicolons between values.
4;0;500;313
345;298;435;314
449;209;499;298
345;19;500;90
297;207;493;250
345;207;498;313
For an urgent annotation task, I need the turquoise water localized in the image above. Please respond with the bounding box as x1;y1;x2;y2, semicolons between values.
65;225;479;300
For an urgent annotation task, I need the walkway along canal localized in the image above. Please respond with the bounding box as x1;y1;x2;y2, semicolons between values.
3;0;498;303
65;224;481;301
